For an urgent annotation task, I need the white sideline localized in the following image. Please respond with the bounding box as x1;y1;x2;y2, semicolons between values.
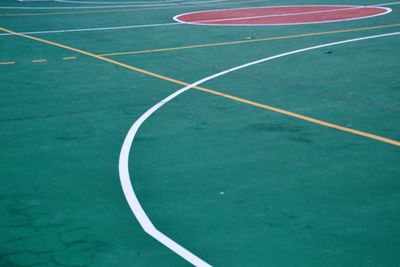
2;0;227;9
119;31;400;266
0;22;180;36
54;0;216;4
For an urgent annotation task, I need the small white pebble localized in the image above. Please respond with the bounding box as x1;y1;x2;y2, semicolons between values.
219;192;224;195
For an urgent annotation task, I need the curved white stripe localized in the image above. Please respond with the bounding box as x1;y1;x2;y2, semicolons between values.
119;87;212;267
119;31;400;266
119;32;400;266
173;5;392;26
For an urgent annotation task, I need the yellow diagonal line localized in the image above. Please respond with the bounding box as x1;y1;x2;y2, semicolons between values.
0;0;267;17
99;23;400;57
194;87;400;146
1;25;398;147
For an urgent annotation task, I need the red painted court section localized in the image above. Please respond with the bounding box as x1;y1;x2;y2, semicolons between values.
174;5;390;25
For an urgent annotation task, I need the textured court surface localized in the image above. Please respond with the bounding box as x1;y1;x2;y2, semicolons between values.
1;0;400;266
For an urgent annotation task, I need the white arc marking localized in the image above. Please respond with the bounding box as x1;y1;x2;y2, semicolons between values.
174;6;390;24
119;31;400;266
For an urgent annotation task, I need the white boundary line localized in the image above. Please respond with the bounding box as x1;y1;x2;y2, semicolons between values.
53;0;208;4
119;31;400;266
173;5;392;26
3;1;399;10
373;1;400;6
1;0;227;9
0;22;180;36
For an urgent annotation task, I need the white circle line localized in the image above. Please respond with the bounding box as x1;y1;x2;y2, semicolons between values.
119;31;400;266
173;5;392;26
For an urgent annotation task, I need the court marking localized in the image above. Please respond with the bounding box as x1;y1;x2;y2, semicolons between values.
53;0;211;4
99;23;400;56
54;0;227;6
16;0;199;2
32;59;47;63
174;5;391;26
63;56;77;60
118;30;400;266
1;25;399;266
1;0;228;9
0;61;16;65
373;1;400;6
4;23;400;65
0;26;399;147
0;22;180;36
3;23;400;65
0;0;267;16
0;1;398;34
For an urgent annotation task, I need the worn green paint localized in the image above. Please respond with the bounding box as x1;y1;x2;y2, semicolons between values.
1;0;399;266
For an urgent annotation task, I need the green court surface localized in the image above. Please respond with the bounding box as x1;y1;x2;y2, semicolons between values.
1;0;399;266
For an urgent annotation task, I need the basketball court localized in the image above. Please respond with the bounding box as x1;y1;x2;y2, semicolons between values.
1;0;399;266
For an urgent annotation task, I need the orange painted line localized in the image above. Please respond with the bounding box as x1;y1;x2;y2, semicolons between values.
1;25;398;147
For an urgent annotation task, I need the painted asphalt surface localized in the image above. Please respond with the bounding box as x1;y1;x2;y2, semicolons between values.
1;0;399;266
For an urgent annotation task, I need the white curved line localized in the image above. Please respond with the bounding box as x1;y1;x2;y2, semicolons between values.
119;31;400;266
1;0;226;9
175;6;389;23
119;87;213;267
173;5;392;26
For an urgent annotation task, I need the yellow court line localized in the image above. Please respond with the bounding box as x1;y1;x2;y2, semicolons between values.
1;26;399;147
0;0;267;17
99;23;400;57
0;61;16;65
194;87;400;147
32;59;47;63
